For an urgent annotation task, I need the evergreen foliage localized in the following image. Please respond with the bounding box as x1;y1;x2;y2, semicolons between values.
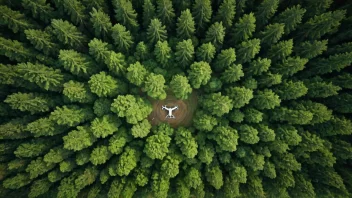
1;1;351;197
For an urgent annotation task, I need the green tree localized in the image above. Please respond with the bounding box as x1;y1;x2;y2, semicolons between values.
113;0;138;31
14;138;57;158
142;0;156;28
88;71;127;97
214;0;236;29
175;127;198;158
271;56;308;77
294;40;328;59
91;114;121;138
104;51;127;76
63;125;97;151
63;81;96;103
187;61;212;89
196;42;216;63
256;124;275;142
161;155;181;178
28;178;52;198
5;92;56;114
59;49;98;77
243;108;263;123
144;133;171;160
26;117;66;137
154;41;172;66
193;110;218;132
147;19;167;44
176;9;195;39
201;92;233;117
258;23;284;45
116;147;140;176
44;146;73;164
52;0;87;25
213;48;236;71
236;39;261;64
51;19;87;49
134;42;151;61
75;166;99;190
88;38;112;63
111;24;134;53
271;107;313;125
192;0;212;31
21;0;57;23
274;80;308;100
90;8;112;39
238;124;260;144
254;0;279;28
3;173;31;189
111;95;152;124
0;5;38;33
252;89;281;110
231;13;256;45
0;37;37;62
304;77;341;98
204;22;225;49
175;39;195;68
93;98;112;117
25;29;59;56
126;61;148;86
221;64;244;83
205;164;223;189
170;74;192;99
257;72;282;88
50;105;94;127
267;39;293;61
108;127;131;154
273;5;306;35
225;86;253;108
246;58;271;76
156;0;175;28
209;126;239;152
131;119;152;138
143;73;167;100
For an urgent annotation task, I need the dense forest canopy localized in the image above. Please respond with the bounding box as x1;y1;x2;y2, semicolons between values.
0;0;352;197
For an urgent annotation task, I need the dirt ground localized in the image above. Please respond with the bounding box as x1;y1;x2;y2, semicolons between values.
147;91;198;128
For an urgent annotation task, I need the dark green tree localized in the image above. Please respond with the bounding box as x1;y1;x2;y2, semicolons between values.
63;125;97;151
201;92;233;117
25;29;59;56
170;74;192;99
214;0;236;29
221;64;244;83
294;40;328;59
143;73;167;100
274;80;308;100
142;0;156;28
175;39;195;68
5;92;56;114
176;9;195;39
236;39;261;64
0;5;38;33
213;48;236;72
204;22;225;49
90;8;112;39
59;49;98;77
254;0;279;28
147;19;167;44
156;0;175;28
231;13;256;45
51;19;87;49
113;0;138;31
225;86;253;108
187;61;212;89
154;41;172;66
192;0;212;31
111;24;134;52
252;89;281;110
273;5;306;35
196;42;216;62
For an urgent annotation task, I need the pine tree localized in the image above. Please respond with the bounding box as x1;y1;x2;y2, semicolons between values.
214;0;236;29
175;39;194;68
304;0;333;19
28;178;52;198
0;37;37;62
252;89;281;110
91;114;121;138
225;86;253;108
26;117;67;137
213;48;236;72
201;92;233;117
192;0;212;31
52;0;87;25
131;119;152;138
5;92;56;114
142;0;156;28
271;56;308;77
88;71;127;97
204;22;226;49
104;51;127;76
126;61;149;86
304;77;341;98
59;49;98;77
196;42;216;63
274;80;308;100
134;42;151;61
111;24;134;53
231;13;256;45
21;0;57;24
51;19;87;49
0;5;39;33
221;64;244;83
258;23;285;45
154;40;172;67
90;145;112;165
147;19;167;44
24;29;60;56
246;58;271;76
143;73;167;100
50;105;94;127
267;39;293;62
254;0;279;29
156;0;175;29
273;5;306;35
63;125;97;151
236;39;261;64
187;61;212;89
176;9;195;40
88;38;112;63
90;8;112;39
193;110;218;132
113;0;138;31
170;75;192;99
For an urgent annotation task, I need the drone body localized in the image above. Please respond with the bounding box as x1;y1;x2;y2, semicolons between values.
162;105;179;119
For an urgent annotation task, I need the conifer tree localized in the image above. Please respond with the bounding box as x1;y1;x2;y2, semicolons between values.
204;22;225;49
258;23;285;45
134;42;151;61
88;71;127;97
91;114;121;138
187;61;212;89
267;39;293;61
59;50;98;77
143;73;167;100
231;13;256;45
193;110;218;132
254;0;279;29
252;89;281;110
214;0;236;30
213;48;236;71
50;105;94;127
21;0;57;24
88;38;112;63
126;61;149;86
273;5;306;35
271;56;308;77
63;125;97;151
5;92;56;114
274;80;308;100
0;5;39;33
170;75;192;100
236;39;261;64
192;0;212;31
142;0;156;28
90;145;112;165
53;0;87;25
63;80;96;103
104;51;127;76
131;119;152;138
154;41;172;67
147;19;167;44
0;37;37;62
221;64;244;83
90;8;112;39
111;24;134;53
156;0;175;29
175;39;194;68
246;58;271;76
304;77;341;98
225;86;253;108
24;29;59;56
176;9;195;40
201;92;233;117
113;0;138;31
51;19;87;49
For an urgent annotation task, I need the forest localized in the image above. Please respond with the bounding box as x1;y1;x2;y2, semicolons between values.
0;0;352;197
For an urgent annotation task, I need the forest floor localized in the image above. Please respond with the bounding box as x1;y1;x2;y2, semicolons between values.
147;91;198;128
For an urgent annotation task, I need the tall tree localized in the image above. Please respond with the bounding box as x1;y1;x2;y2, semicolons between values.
25;29;59;56
214;0;236;29
88;71;127;97
90;8;112;39
170;75;192;99
254;0;279;29
175;39;195;68
154;41;172;67
213;48;236;72
0;5;39;33
142;0;156;28
204;22;226;49
196;42;216;63
21;0;57;24
113;0;138;31
147;19;167;44
273;5;306;35
50;105;94;127
156;0;175;29
192;0;212;31
231;13;256;45
201;92;233;117
52;0;87;25
143;73;167;100
176;9;195;40
236;39;260;64
187;61;212;89
51;19;87;49
111;24;134;53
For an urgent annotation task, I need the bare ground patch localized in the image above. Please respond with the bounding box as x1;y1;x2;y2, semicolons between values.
147;91;198;128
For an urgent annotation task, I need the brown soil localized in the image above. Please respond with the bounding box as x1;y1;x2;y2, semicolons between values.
147;91;198;128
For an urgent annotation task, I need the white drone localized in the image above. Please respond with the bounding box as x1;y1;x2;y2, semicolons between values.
162;105;178;119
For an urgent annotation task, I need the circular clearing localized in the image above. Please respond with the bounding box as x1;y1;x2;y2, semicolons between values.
148;91;198;128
